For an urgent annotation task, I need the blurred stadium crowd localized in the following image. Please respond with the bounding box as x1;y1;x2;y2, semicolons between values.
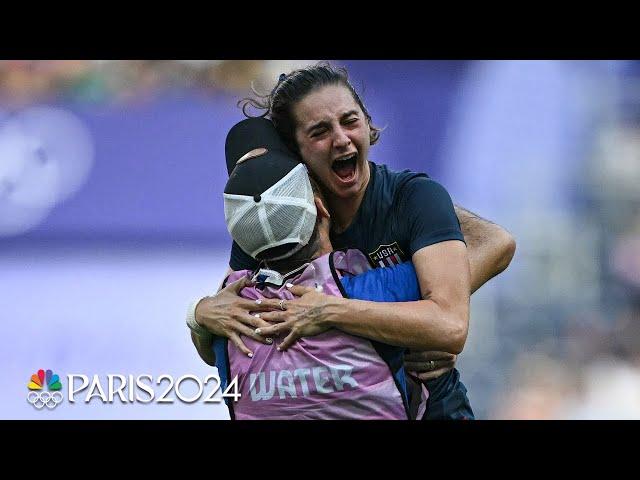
2;60;639;419
0;60;314;107
475;61;640;419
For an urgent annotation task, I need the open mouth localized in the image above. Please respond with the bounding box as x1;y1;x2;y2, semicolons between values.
331;153;357;182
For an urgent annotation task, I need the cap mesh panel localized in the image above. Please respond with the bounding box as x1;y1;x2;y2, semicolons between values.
224;164;317;260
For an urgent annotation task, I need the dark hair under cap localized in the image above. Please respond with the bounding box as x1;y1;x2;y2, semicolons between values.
224;117;302;197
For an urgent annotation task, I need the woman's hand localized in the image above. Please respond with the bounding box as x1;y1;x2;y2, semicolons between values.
194;277;284;356
254;284;341;351
404;350;457;381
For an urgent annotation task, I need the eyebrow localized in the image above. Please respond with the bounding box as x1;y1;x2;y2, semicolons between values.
341;110;359;120
305;110;360;135
306;120;329;135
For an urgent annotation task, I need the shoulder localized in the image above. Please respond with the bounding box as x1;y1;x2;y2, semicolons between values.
396;178;463;254
368;161;430;206
370;161;429;189
397;176;455;208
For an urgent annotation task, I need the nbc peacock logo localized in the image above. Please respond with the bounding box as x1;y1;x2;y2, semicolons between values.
27;369;64;410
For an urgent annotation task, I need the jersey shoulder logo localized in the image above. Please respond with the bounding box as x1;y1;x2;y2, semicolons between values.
368;242;406;268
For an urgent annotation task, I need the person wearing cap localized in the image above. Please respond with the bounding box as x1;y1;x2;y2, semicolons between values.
191;117;463;419
189;63;516;420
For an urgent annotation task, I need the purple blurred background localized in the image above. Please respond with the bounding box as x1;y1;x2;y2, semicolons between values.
1;61;465;244
2;60;640;419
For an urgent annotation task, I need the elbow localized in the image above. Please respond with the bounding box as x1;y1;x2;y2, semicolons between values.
191;331;217;366
197;350;217;367
448;319;468;355
197;353;216;367
447;304;469;354
496;229;516;274
417;309;468;355
449;336;466;355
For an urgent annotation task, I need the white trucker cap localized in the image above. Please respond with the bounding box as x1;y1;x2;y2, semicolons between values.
223;118;317;261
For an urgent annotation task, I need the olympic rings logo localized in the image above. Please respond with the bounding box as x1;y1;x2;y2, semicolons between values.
27;390;64;410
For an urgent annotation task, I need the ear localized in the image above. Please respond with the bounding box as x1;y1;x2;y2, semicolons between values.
314;195;330;220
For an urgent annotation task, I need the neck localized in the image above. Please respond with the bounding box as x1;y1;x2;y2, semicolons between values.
314;234;334;258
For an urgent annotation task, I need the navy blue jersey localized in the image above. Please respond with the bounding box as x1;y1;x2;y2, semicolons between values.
331;162;472;419
330;162;464;265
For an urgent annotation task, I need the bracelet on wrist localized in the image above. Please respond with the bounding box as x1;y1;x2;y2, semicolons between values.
186;297;214;339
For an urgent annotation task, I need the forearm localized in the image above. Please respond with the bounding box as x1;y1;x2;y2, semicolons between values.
327;297;468;354
455;205;516;294
188;296;218;365
187;268;233;365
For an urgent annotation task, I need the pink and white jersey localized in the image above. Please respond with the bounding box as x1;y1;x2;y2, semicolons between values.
225;250;409;420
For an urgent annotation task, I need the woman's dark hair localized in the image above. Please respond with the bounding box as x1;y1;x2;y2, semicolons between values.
238;62;381;153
